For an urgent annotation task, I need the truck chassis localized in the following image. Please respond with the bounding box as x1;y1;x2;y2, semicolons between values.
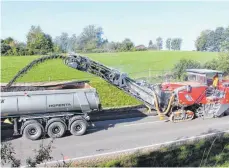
5;112;90;140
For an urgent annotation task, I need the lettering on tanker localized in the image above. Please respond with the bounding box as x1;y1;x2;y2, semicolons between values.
48;103;71;108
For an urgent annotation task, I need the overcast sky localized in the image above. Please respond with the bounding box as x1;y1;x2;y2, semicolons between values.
2;1;229;51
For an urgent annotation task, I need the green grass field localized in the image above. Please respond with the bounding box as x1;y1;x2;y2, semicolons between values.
1;51;218;107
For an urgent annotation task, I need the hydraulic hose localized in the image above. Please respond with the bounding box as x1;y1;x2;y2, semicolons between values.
152;91;175;115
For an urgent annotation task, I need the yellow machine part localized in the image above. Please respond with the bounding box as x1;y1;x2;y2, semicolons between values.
3;118;13;124
144;91;175;120
152;92;175;119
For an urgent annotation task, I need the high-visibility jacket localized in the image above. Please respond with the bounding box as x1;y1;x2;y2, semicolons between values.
213;77;219;87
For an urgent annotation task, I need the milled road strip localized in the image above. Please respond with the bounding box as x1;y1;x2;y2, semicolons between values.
89;120;165;130
122;120;165;127
39;129;229;167
87;115;165;130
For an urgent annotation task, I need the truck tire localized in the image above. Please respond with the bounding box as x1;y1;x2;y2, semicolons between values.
47;121;66;138
70;119;87;136
23;121;43;140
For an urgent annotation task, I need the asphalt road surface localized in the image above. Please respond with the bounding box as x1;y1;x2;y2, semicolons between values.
1;115;229;166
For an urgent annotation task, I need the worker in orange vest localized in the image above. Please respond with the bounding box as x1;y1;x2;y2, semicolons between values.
212;73;219;89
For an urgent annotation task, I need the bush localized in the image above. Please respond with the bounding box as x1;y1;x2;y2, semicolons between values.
135;48;148;51
79;48;111;53
203;58;219;70
217;52;229;75
203;52;229;75
172;58;202;80
74;49;83;54
91;48;109;53
131;47;137;52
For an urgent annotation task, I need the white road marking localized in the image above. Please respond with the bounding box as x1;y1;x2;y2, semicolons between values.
39;129;229;166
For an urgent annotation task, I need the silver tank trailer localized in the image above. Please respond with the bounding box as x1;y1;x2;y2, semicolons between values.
1;87;101;117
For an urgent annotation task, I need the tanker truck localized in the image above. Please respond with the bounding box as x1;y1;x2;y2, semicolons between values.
1;80;102;140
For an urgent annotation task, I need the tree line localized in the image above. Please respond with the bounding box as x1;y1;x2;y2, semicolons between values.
1;25;184;56
1;24;229;56
147;37;182;50
195;26;229;52
1;26;54;56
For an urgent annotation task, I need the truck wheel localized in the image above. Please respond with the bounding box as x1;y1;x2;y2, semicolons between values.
70;120;87;136
47;122;66;138
23;122;43;140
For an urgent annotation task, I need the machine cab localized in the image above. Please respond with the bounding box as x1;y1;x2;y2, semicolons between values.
186;69;223;86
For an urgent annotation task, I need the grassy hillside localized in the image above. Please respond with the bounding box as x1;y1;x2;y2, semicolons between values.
1;51;217;107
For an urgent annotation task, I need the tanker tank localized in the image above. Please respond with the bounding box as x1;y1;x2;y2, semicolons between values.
1;80;101;118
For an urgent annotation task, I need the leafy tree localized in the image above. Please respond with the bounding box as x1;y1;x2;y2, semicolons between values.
1;43;11;55
56;32;69;53
205;30;216;52
26;25;42;50
148;40;157;50
195;26;229;52
1;39;12;55
220;26;229;52
107;42;116;50
166;38;171;50
77;25;104;50
171;38;182;50
171;39;176;50
120;38;134;51
105;41;117;51
148;40;153;48
156;37;163;50
195;30;210;51
1;38;29;56
67;34;77;52
203;52;229;75
217;52;229;74
114;42;122;51
54;33;80;53
148;44;157;50
96;30;105;48
41;34;53;53
85;39;97;51
53;44;62;53
214;27;225;52
100;38;109;50
26;25;53;54
3;37;14;44
203;59;219;70
172;58;201;79
220;41;229;52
